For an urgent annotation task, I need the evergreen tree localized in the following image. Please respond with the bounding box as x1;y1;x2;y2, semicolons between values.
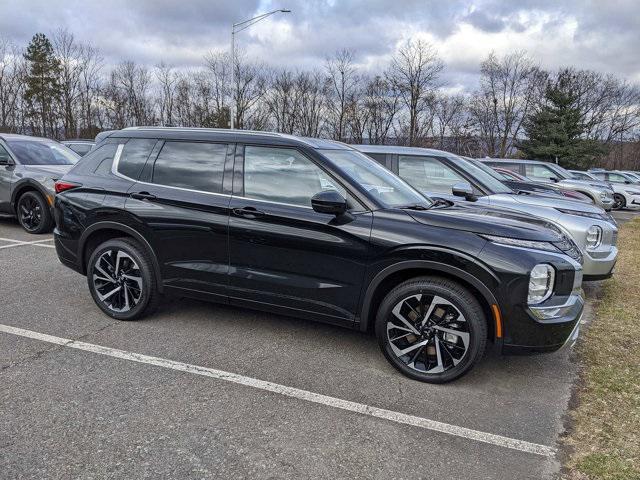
23;33;61;137
518;70;605;169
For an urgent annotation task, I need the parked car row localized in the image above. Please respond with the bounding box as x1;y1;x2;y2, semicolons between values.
0;128;626;383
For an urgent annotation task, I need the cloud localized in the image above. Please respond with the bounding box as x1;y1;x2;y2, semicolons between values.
0;0;638;91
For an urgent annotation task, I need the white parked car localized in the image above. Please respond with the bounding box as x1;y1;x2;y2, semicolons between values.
571;170;640;211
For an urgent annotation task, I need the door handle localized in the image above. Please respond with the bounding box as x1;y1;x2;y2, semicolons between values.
233;206;265;219
130;191;157;201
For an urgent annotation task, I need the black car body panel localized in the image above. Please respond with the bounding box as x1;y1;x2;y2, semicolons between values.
54;128;583;354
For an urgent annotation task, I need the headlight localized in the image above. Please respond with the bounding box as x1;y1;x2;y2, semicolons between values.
556;208;609;221
480;235;560;253
585;225;602;249
528;264;555;305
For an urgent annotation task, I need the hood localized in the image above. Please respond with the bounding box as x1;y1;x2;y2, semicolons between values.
405;202;562;242
508;191;604;213
22;164;73;179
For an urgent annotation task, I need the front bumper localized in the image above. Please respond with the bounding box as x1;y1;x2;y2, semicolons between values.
502;292;584;354
583;246;617;281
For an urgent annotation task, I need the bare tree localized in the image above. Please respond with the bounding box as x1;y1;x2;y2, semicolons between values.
155;62;177;126
470;51;546;157
325;49;360;141
362;75;399;145
432;94;469;153
0;38;25;132
386;39;444;146
53;29;85;138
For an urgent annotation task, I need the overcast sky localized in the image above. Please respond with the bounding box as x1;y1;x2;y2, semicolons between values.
2;0;639;92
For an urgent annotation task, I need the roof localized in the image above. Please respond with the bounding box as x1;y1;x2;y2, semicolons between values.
0;133;57;143
351;144;459;158
62;139;95;144
481;158;555;165
116;127;353;150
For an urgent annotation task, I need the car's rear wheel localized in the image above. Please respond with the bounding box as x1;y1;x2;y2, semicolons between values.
87;238;160;320
16;191;53;234
375;277;487;383
612;193;626;210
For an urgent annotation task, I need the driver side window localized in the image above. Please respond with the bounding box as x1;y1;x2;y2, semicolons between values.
243;146;345;208
525;164;557;183
398;155;468;195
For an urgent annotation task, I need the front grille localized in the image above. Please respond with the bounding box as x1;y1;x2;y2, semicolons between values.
553;235;583;265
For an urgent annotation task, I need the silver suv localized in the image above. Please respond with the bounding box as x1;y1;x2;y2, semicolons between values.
0;134;79;233
482;159;615;211
353;145;618;281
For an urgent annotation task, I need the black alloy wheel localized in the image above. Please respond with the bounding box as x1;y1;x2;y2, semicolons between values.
375;277;487;383
87;238;160;320
612;193;626;210
17;191;53;234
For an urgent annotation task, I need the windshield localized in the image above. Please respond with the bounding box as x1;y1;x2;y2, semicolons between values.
458;157;513;194
546;163;573;180
319;149;432;208
7;139;79;165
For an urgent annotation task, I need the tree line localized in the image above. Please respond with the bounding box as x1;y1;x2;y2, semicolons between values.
1;30;639;169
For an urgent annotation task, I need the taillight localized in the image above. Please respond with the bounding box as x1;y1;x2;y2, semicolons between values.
54;180;82;194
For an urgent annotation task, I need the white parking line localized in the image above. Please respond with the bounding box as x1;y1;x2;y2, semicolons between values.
0;323;556;458
0;238;54;250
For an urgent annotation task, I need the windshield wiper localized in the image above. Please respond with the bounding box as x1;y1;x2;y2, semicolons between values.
399;199;450;211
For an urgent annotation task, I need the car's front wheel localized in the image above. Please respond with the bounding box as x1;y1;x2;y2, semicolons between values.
16;191;53;234
375;277;487;383
612;193;626;210
86;238;160;320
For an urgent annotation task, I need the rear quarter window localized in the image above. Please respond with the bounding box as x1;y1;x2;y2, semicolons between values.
67;143;119;175
117;139;157;180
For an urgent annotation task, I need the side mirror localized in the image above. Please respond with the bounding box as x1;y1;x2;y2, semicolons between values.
452;182;477;202
311;190;348;215
549;176;559;183
624;180;631;184
0;156;13;166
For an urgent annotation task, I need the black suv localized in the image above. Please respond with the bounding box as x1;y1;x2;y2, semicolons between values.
54;128;584;383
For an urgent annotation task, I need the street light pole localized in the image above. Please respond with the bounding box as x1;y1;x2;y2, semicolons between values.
230;8;291;129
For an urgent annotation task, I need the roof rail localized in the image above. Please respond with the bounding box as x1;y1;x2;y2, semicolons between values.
121;126;283;137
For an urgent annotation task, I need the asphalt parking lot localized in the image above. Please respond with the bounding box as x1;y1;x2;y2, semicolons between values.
0;213;630;479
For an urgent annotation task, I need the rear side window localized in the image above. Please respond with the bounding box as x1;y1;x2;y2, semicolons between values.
117;139;156;180
152;141;227;193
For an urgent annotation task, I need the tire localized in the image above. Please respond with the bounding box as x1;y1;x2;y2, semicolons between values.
86;238;160;321
16;191;53;234
612;193;626;210
375;276;487;384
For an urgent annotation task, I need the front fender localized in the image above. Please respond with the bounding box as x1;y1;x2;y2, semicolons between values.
357;248;500;334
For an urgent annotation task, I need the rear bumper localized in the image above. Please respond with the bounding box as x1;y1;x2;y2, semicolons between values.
54;230;83;275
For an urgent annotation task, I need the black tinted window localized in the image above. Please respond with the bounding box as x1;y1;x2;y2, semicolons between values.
118;139;156;179
244;146;345;207
152;142;227;193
